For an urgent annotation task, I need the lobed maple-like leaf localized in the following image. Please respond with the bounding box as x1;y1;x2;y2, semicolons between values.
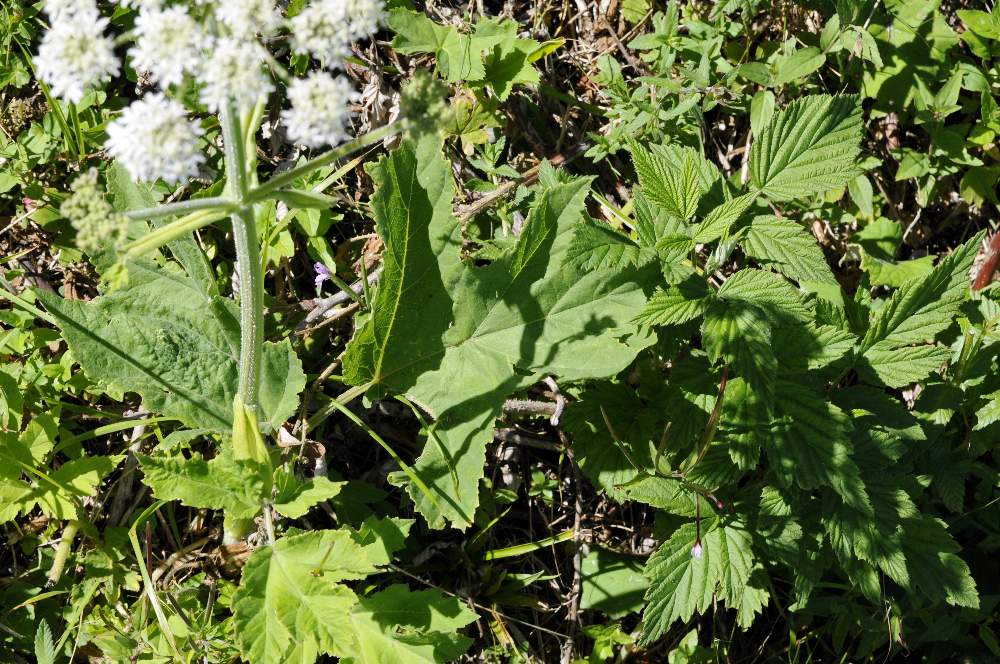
343;135;655;528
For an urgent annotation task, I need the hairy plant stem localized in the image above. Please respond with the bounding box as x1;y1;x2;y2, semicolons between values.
47;520;79;587
221;103;264;413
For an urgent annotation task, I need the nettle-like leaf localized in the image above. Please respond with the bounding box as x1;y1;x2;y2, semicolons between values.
38;257;306;432
857;232;983;387
740;215;838;287
631;143;704;221
749;94;863;200
343;135;654;528
641;519;768;644
701;269;811;400
565;217;655;272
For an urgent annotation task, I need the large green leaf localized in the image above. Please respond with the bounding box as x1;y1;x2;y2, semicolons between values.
137;450;269;519
38;258;305;433
232;520;414;664
344;138;655;528
342;585;477;664
749;95;863;200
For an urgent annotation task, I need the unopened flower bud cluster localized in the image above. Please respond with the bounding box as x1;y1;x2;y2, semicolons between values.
36;0;386;186
61;169;129;253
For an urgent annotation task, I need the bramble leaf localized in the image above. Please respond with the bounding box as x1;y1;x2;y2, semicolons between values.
641;519;767;644
566;217;655;272
740;215;838;286
749;95;863;200
631;143;706;221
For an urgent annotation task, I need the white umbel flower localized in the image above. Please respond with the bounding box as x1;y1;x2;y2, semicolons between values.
35;18;118;103
291;0;384;66
344;0;386;40
290;0;353;65
281;72;358;148
106;93;204;184
44;0;99;20
199;38;274;111
130;7;205;88
215;0;283;38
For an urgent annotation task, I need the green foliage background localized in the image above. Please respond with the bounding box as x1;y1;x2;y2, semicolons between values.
2;0;1000;662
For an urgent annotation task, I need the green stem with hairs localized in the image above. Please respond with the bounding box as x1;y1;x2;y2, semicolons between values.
122;207;235;260
221;102;264;413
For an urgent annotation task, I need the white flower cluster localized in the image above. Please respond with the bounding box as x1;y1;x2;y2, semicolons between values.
291;0;386;66
36;0;385;185
282;72;359;148
35;1;117;103
106;94;204;184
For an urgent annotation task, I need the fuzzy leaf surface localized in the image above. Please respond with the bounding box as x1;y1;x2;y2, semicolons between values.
37;261;305;433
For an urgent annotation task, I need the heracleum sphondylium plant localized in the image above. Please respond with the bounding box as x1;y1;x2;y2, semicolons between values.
29;2;485;663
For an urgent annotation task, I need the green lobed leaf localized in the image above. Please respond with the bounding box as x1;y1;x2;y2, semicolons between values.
232;520;413;664
273;475;345;519
344;138;655;528
342;585;477;664
137;450;269;519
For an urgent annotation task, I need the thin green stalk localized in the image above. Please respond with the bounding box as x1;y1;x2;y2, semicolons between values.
221;102;264;412
124;196;237;222
322;397;441;512
482;529;575;561
123;207;234;260
248;122;398;202
128;501;180;659
307;381;371;430
69;103;85;157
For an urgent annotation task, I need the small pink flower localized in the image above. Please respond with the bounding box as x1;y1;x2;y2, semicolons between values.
691;540;703;559
314;261;331;290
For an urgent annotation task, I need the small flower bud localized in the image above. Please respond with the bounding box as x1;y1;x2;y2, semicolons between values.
61;169;128;254
691;539;703;559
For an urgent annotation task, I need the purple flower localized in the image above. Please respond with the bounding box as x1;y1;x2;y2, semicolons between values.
314;261;331;290
691;540;703;559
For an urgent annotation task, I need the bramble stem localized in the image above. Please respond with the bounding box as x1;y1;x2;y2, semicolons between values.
221;103;264;413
